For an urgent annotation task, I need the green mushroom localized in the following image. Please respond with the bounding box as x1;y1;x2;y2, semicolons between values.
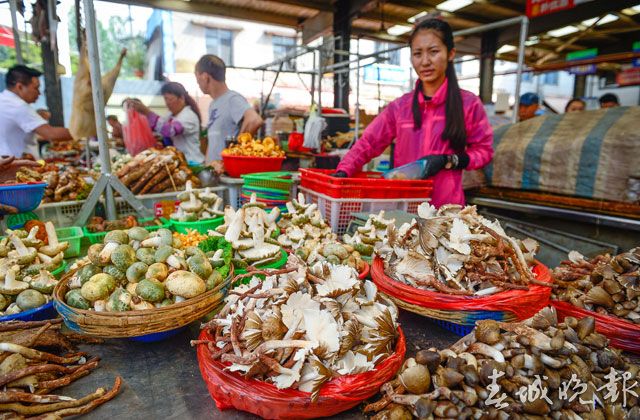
158;298;173;308
136;248;156;266
103;265;126;283
354;243;374;257
106;287;132;312
29;270;58;294
78;264;102;286
206;271;223;291
16;289;46;311
127;227;149;242
141;229;173;248
154;245;174;263
0;294;9;311
110;244;136;271
87;244;104;266
65;289;91;310
81;273;116;302
145;263;169;281
126;262;148;283
136;279;165;303
104;230;129;245
187;254;213;281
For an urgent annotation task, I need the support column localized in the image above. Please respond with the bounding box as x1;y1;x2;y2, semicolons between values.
333;0;351;111
479;30;498;104
573;74;586;98
41;0;64;126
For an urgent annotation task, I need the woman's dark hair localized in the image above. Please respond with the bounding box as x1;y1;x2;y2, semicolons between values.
409;19;466;153
161;81;201;123
565;97;586;112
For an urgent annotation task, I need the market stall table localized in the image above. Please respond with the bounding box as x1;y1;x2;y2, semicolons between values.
61;311;459;419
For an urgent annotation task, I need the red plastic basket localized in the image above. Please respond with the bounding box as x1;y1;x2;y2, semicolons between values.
222;155;285;178
300;169;433;199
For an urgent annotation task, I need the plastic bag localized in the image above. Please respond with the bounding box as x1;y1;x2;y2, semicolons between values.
552;300;640;354
371;257;552;321
303;106;326;151
197;327;406;419
383;160;428;180
122;108;156;156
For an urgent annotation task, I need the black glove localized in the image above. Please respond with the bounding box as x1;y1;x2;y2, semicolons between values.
419;155;447;178
419;153;470;178
331;171;348;178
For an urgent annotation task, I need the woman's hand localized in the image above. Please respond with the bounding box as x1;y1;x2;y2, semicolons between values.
331;171;347;178
419;155;447;178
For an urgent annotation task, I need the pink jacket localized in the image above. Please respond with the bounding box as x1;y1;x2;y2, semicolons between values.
337;79;494;207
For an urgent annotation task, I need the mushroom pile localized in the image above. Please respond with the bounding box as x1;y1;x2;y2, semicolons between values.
170;181;224;222
365;307;640;419
0;319;122;417
209;194;282;269
194;258;399;399
342;210;395;258
293;241;368;274
0;223;68;316
15;165;95;203
277;193;336;248
379;204;541;296
552;248;640;323
64;228;226;312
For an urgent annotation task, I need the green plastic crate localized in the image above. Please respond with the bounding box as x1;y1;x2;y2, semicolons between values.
242;172;294;191
171;216;224;234
51;260;67;279
83;218;171;244
56;226;83;258
234;249;288;278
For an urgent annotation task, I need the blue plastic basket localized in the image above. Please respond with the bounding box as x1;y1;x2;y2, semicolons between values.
0;301;57;322
128;326;187;343
431;310;510;337
0;183;47;215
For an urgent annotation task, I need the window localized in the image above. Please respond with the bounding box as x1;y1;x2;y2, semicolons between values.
454;61;462;75
272;35;297;71
522;72;533;83
543;71;559;85
205;28;233;66
375;42;401;66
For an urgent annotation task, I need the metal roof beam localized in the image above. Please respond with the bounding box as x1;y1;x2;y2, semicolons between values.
108;0;302;27
498;0;640;44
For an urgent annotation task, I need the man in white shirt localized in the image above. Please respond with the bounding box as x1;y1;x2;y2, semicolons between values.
0;65;71;158
194;55;263;162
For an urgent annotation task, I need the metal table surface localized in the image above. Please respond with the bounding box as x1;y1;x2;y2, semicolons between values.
63;311;459;419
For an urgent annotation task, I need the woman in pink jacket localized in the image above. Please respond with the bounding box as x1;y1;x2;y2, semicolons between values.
334;19;494;208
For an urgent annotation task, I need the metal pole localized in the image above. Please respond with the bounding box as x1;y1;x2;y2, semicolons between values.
317;49;322;112
354;38;361;142
513;17;529;123
9;0;23;64
82;0;116;219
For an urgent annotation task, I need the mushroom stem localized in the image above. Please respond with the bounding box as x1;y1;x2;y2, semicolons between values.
9;235;29;257
468;343;505;363
44;222;58;247
540;353;564;368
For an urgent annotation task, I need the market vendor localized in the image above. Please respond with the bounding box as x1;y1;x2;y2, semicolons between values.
0;65;72;158
126;82;205;164
194;54;263;163
333;19;493;208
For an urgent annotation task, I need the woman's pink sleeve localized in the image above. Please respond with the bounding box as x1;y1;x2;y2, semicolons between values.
464;98;494;171
336;104;398;176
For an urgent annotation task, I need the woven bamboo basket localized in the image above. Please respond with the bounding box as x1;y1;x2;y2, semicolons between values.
371;257;552;334
52;265;233;338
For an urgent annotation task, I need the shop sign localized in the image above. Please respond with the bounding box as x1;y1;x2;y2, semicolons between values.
363;63;409;86
567;48;598;76
617;68;640;87
526;0;573;18
633;41;640;68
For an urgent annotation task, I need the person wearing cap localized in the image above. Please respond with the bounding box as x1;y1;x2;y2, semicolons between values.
0;65;72;158
333;19;494;208
599;93;620;109
518;92;540;122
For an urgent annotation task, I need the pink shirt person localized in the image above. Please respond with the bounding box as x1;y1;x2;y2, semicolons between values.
336;79;494;208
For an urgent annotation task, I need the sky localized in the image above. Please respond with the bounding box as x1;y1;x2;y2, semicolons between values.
0;0;153;34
